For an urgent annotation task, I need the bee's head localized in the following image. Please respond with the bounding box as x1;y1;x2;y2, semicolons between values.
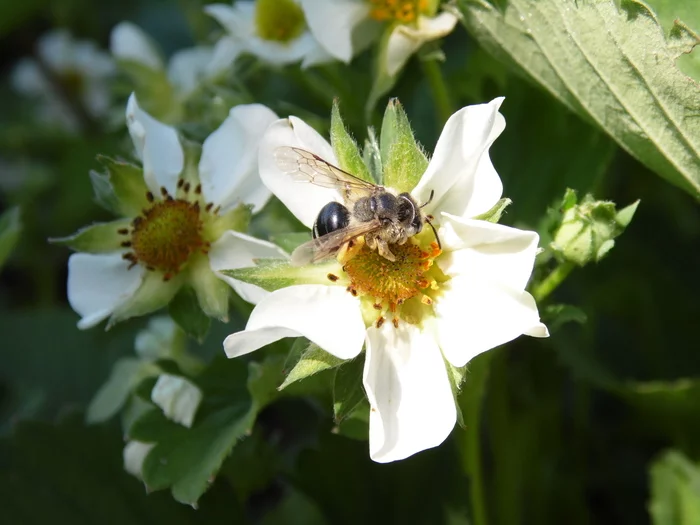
397;193;423;234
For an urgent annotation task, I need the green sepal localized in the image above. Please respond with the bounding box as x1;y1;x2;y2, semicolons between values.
205;203;252;241
92;156;149;217
0;206;21;269
445;359;467;428
330;99;373;183
220;259;342;293
363;127;383;184
279;340;345;390
473;198;512;224
366;25;399;120
334;400;370;441
380;98;429;193
169;286;212;343
108;271;184;328
117;60;179;124
189;254;230;322
551;190;640;266
180;139;202;189
332;354;366;424
86;358;160;424
542;304;587;334
50;219;132;253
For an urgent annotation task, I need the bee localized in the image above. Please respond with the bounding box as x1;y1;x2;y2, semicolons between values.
275;146;439;266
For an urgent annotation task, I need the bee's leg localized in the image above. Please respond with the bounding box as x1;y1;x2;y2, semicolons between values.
376;239;396;262
365;235;377;250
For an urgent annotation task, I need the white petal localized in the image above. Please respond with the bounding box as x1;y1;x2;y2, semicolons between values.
205;3;254;37
258;117;340;228
199;103;278;211
37;29;73;72
134;316;178;360
207;37;242;76
412;97;505;219
245;32;316;65
364;323;456;463
438;214;539;291
300;39;336;69
123;441;155;479
110;22;163;70
167;46;213;96
125;93;184;196
300;0;369;62
82;80;111;117
224;285;364;360
434;277;547;368
151;374;202;428
11;59;49;95
208;230;289;304
385;12;458;76
67;253;144;329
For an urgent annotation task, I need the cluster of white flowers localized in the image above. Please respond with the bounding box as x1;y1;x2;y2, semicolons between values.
45;0;548;465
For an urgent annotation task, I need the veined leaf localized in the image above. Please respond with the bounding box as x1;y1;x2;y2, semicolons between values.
458;0;700;198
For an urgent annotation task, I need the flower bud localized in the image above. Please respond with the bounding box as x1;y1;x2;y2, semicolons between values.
551;190;639;266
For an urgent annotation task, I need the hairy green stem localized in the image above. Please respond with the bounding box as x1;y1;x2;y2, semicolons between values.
422;59;453;127
532;262;575;303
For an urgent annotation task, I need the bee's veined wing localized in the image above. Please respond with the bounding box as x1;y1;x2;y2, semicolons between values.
291;219;382;266
275;146;378;200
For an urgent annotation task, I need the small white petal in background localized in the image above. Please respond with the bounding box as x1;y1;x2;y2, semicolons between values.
110;21;164;70
135;316;179;360
123;441;155;479
167;47;214;97
385;12;458;76
151;374;203;428
300;0;371;63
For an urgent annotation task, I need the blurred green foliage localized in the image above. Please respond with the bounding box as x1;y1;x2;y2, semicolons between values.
1;1;699;524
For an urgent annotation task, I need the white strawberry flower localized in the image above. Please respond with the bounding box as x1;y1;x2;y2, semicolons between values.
63;94;285;329
300;0;457;88
222;97;549;462
11;29;115;132
110;22;216;99
205;0;333;72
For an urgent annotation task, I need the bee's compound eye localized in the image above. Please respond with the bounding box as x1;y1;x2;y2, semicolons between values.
313;201;350;238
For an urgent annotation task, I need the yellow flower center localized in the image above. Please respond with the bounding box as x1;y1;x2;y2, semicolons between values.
255;0;307;43
368;0;428;23
119;183;219;281
336;236;443;328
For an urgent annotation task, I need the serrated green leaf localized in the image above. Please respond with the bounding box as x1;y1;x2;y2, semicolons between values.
542;304;588;333
87;358;160;424
0;206;21;269
330;100;373;183
332;355;366;424
279;343;345;390
50;219;132;253
649;450;700;525
473;198;512;223
93;156;150;217
221;259;342;292
459;0;700;198
380;99;429;193
645;0;700;81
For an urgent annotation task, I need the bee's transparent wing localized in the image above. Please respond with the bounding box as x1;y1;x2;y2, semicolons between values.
291;219;381;266
275;146;378;200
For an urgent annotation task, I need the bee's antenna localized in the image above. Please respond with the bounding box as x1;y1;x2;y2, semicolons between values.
425;214;441;250
420;189;435;208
